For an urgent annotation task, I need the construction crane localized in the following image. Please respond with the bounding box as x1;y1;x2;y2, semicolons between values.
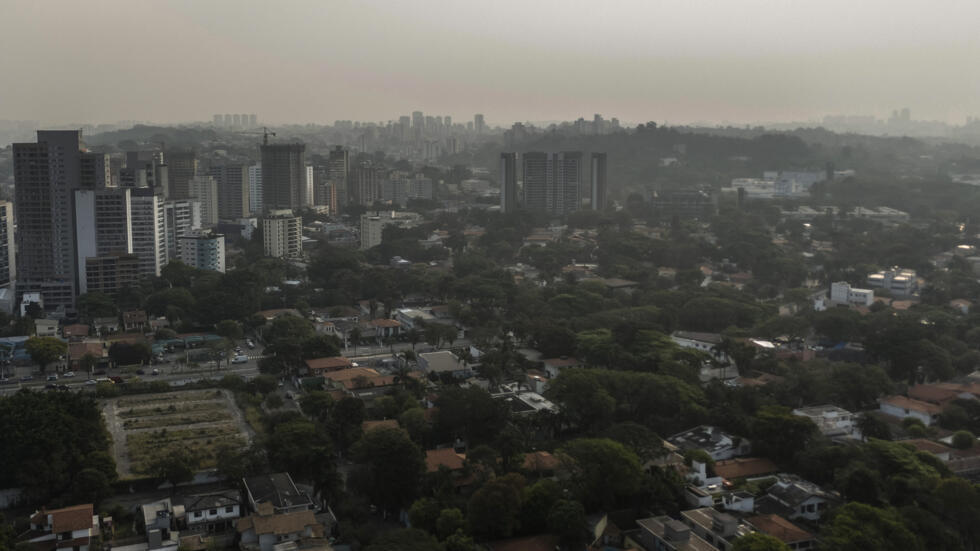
239;127;276;145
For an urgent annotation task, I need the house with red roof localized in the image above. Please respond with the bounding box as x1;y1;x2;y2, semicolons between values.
21;504;99;551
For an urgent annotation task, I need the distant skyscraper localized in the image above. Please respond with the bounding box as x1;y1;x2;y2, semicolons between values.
412;111;424;139
164;200;202;259
13;130;88;312
213;114;222;126
500;153;518;213
74;188;133;294
0;201;15;288
353;162;386;206
210;164;251;219
249;114;257;128
261;143;307;211
305;165;314;207
167;150;198;199
327;146;350;208
223;114;233;127
474;114;486;134
233;114;242;128
591;152;607;211
190;175;219;226
248;164;263;213
129;188;167;277
521;151;582;216
122;151;168;195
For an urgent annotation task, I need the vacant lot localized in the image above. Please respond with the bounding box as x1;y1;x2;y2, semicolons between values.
103;388;252;479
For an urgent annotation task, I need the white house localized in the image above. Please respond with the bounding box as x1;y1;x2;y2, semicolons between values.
23;504;99;551
829;281;874;307
182;490;241;533
667;425;751;461
757;476;838;521
879;395;943;426
792;405;860;439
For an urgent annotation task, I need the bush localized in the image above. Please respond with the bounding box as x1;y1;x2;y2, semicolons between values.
952;430;976;449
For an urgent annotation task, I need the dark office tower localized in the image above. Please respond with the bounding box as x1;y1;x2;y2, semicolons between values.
521;151;582;216
522;152;549;213
122;151;168;195
327;146;350;207
13;130;86;312
210;164;250;219
474;113;486;134
591;152;607;211
261;143;307;211
500;152;518;213
167;151;198;199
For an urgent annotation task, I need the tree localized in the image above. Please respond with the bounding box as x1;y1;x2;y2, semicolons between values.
751;405;818;465
149;448;199;494
25;336;66;373
215;319;243;341
952;430;976;449
559;438;644;510
349;326;363;354
731;533;791;551
435;508;466;540
548;499;587;546
71;468;112;506
821;503;923;551
77;292;118;321
467;473;525;538
364;528;443;551
408;498;441;535
351;427;424;514
108;341;152;366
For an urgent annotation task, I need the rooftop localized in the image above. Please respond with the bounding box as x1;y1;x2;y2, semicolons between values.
425;448;466;473
880;395;944;415
31;504;95;533
745;514;813;544
237;510;318;536
714;457;779;480
418;350;468;373
243;473;312;511
305;356;353;372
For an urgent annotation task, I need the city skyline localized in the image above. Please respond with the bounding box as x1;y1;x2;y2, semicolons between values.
3;0;980;126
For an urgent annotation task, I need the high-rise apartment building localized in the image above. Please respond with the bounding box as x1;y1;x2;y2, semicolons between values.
190;175;219;226
84;254;140;297
13;130;88;313
164;200;202;259
167;151;198;199
327;146;349;208
305;165;314;207
178;231;225;273
0;201;15;287
261;143;307;211
500;152;518;213
248;164;263;213
521;151;582;216
262;210;303;259
210;164;251;219
353;162;386;206
474;113;486;134
130;188;167;277
74;188;133;294
121;151;168;195
591;152;607;211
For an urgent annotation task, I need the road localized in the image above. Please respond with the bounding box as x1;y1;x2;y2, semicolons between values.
0;340;267;395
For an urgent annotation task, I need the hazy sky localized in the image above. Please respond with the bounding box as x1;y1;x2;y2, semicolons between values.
3;0;979;126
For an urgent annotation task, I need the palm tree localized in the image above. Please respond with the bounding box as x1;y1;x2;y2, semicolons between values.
349;326;362;356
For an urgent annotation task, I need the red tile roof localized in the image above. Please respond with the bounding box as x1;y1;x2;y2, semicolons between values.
362;419;399;432
522;451;559;472
746;515;812;544
425;448;466;473
881;395;944;415
488;534;560;551
31;504;94;533
305;356;353;373
908;384;962;405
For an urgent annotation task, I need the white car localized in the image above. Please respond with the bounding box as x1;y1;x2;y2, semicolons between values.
232;355;248;364
63;371;75;378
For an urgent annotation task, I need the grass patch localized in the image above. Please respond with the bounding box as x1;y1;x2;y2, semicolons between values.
117;390;220;408
127;425;245;474
119;400;227;419
122;410;233;430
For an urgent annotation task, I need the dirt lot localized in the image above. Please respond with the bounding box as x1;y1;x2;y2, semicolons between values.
103;388;253;479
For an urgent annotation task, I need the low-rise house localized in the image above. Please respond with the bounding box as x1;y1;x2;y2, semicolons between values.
745;514;816;551
629;515;720;551
181;490;242;533
368;318;400;340
21;504;99;551
418;350;472;379
684;485;714;508
243;473;314;515
671;331;726;363
236;505;325;551
721;491;755;513
521;451;559;477
755;476;838;521
93;316;120;335
879;395;943;426
425;448;466;473
305;356;352;376
792;405;860;439
323;367;398;400
123;310;148;332
34;319;59;337
140;498;180;551
68;341;107;371
668;426;751;461
681;508;752;551
493;384;560;417
63;324;90;340
909;382;980;405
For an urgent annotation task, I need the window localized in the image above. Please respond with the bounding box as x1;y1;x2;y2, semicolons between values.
225;506;235;513
209;509;217;515
194;512;203;518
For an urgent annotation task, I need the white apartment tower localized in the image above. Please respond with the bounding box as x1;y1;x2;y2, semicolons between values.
262;210;303;259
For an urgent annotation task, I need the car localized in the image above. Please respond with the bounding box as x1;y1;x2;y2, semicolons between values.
47;374;58;381
45;383;57;389
246;340;255;349
232;355;248;364
20;375;33;382
109;376;124;384
57;384;70;391
136;369;146;375
151;368;160;375
63;371;75;378
285;392;293;400
85;379;97;385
